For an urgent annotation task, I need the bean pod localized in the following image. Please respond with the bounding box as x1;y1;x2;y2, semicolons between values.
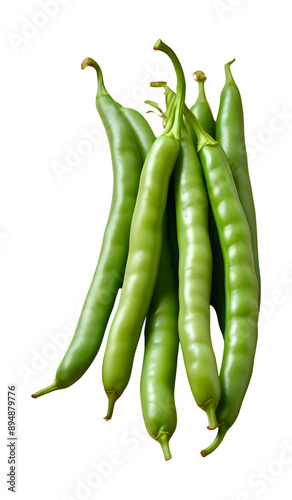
140;218;179;461
32;59;142;398
191;71;225;334
185;107;259;456
102;40;186;419
216;59;261;299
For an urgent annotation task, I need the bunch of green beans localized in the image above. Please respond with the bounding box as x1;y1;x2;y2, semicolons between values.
32;41;260;461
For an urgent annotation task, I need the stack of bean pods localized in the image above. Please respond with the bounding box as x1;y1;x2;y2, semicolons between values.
32;40;260;461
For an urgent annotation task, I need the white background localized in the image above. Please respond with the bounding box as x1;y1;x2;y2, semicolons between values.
1;1;292;499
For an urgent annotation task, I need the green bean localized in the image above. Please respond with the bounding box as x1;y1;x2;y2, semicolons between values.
191;71;225;334
216;59;261;299
102;40;186;420
129;99;179;460
174;119;220;429
191;71;215;138
31;59;142;398
184;107;259;456
151;81;221;428
140;218;179;461
118;105;156;162
144;98;180;283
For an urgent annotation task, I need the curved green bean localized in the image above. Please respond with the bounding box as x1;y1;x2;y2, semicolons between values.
32;59;142;398
185;108;259;456
118;105;156;162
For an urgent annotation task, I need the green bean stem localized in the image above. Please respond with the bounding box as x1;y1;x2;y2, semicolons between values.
190;71;215;138
153;40;185;139
157;432;172;461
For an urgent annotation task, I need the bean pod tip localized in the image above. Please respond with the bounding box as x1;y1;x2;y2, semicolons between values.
156;432;172;461
104;389;121;420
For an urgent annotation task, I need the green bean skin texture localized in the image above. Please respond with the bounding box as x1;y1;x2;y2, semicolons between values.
197;143;259;455
183;128;259;455
121;102;178;460
102;136;180;417
119;106;156;162
183;116;197;145
140;220;179;461
190;71;225;335
121;97;179;460
31;59;142;399
102;39;186;419
144;97;179;281
216;60;261;300
190;71;215;138
173;121;220;429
